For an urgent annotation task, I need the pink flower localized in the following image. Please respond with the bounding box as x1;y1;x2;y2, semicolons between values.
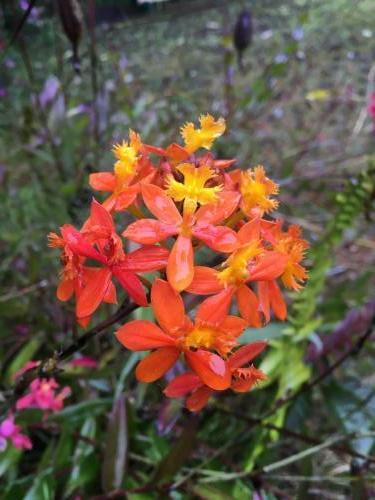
70;356;98;369
367;93;375;119
16;378;71;412
0;415;32;451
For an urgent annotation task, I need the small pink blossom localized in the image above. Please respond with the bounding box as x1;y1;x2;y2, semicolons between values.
70;356;98;369
0;415;32;451
16;378;71;412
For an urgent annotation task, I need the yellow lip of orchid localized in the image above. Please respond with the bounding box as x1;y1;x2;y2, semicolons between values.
112;129;142;180
166;162;222;216
240;165;279;216
180;114;226;154
217;240;262;287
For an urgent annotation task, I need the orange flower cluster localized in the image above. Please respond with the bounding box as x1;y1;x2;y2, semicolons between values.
49;115;308;411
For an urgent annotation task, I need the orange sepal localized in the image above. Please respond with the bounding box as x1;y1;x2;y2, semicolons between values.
186;386;213;412
186;266;223;295
164;372;202;398
123;219;177;245
236;284;262;327
135;347;180;383
76;268;112;318
57;279;74;301
115;320;176;351
124;246;169;272
89;172;116;192
167;235;194;292
141;184;182;225
195;191;240;225
249;252;288;281
151;279;185;334
185;350;231;391
269;280;287;320
196;287;233;325
228;342;268;370
193;224;238;253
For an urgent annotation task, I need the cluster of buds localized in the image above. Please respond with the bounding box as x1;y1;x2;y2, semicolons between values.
49;115;308;411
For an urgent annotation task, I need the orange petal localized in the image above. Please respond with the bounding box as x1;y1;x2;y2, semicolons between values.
104;280;117;304
186;266;223;295
61;225;106;264
76;268;112;318
123;219;177;244
89;172;116;192
167;235;194;291
236;284;261;327
185;350;231;390
249;252;288;281
196;288;233;325
165;143;190;162
258;281;270;323
186;386;213;412
141;184;182;225
237;218;261;244
219;315;247;337
228;342;268;370
115;320;176;351
112;268;147;306
193;224;238;253
135;347;180;383
195;191;240;225
114;185;139;211
124;246;169;272
151;279;185;334
269;280;287;320
89;198;114;231
57;279;74;301
164;372;202;398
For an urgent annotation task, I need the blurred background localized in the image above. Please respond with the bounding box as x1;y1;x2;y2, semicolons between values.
0;0;374;498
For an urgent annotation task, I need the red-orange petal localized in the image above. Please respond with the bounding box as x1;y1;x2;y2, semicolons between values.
112;268;147;306
104;280;117;304
236;284;262;327
167;235;194;292
219;315;247;337
89;172;116;192
89;198;114;231
165;143;190;162
185;350;231;390
228;342;268;370
61;225;106;264
186;266;223;295
76;268;112;318
195;191;240;225
57;279;74;302
164;372;202;398
141;184;182;225
123;219;177;245
193;224;238;253
186;386;213;412
249;252;288;282
124;246;169;272
269;280;287;320
135;347;180;383
237;218;260;244
151;279;185;334
114;185;139;211
196;287;233;325
115;320;176;351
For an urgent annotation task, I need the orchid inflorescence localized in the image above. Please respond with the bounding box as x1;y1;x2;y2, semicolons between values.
49;114;308;412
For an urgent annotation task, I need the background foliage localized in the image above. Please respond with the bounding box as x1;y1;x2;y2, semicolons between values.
0;0;374;498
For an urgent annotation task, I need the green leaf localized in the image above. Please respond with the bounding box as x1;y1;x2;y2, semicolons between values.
101;395;128;492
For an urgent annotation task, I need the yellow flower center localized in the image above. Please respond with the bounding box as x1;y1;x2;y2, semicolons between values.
180;114;226;153
112;130;142;181
240;166;279;215
166;163;222;215
183;325;218;351
217;241;262;287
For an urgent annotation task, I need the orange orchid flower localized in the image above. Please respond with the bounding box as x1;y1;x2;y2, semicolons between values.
89;130;155;212
123;184;239;291
115;279;247;390
164;341;267;412
53;200;169;322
